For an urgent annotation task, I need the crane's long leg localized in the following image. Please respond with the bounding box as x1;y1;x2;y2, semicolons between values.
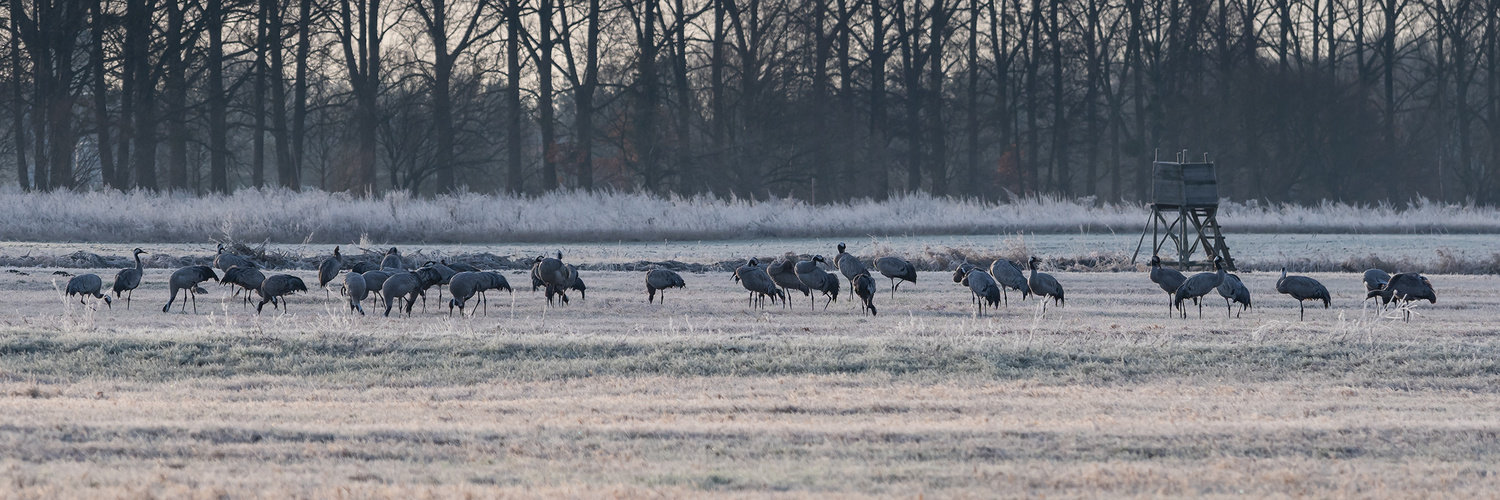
1225;298;1232;318
1299;301;1305;321
1197;299;1203;319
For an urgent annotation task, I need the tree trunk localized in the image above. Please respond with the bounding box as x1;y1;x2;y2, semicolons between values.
710;0;726;194
965;0;980;197
166;0;188;191
91;0;115;190
252;0;267;188
835;0;854;199
1128;0;1147;199
25;7;50;191
576;0;599;191
634;0;660;192
1047;0;1067;193
812;0;832;202
130;0;157;191
987;0;1012;197
506;0;523;194
293;0;311;190
869;0;890;199
540;0;558;191
1026;0;1042;194
927;0;948;196
429;0;455;194
268;0;295;190
1083;0;1100;196
671;0;693;193
208;0;229;193
336;0;380;193
9;9;26;191
897;0;922;192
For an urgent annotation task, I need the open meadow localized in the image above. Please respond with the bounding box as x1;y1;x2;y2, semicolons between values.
1;262;1498;497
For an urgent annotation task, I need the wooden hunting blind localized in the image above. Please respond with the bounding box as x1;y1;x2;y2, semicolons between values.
1132;151;1237;271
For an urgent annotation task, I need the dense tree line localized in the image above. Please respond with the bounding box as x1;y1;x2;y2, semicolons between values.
4;0;1499;204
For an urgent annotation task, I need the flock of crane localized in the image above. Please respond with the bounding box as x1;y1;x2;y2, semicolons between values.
57;242;1438;321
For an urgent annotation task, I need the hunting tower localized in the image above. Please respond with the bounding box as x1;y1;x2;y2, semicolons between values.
1132;150;1236;271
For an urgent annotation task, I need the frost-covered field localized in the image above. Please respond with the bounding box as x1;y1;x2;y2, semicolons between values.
4;230;1499;275
3;187;1500;244
2;264;1499;497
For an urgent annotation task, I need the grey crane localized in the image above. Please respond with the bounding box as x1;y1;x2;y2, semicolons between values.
474;271;513;314
1367;273;1436;321
257;274;308;314
952;265;977;304
163;265;219;313
343;271;368;315
112;248;147;309
1027;257;1065;314
533;252;574;306
444;259;482;273
421;260;457;304
1148;256;1188;316
382;271;421;316
835;243;870;290
361;269;393;306
646;268;686;304
221;265;266;308
380;247;404;270
875;256;915;299
734;258;783;309
565;264;586;300
447;271;484;316
767;257;810;307
425;259;458;284
953;263;975;285
1276;267;1330;320
530;265;545;292
989;259;1030;306
351;261;380;274
1217;272;1251;318
1363;268;1392;293
318;246;345;299
962;267;1001;313
853;273;878;316
66;274;112;308
960;267;1002;316
413;266;445;311
795;255;840;309
213;243;255;271
1173;258;1227;318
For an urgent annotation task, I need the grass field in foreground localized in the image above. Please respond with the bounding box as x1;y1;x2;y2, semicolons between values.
1;268;1497;497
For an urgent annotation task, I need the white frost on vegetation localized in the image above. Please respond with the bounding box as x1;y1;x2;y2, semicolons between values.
0;187;1492;243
